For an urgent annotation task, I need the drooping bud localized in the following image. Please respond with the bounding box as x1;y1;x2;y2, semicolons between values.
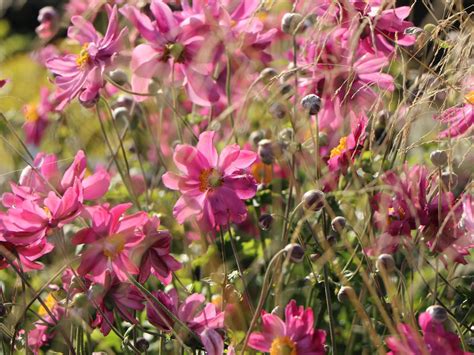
427;305;448;323
376;254;396;273
441;171;458;188
269;102;287;120
281;13;304;34
258;139;275;165
331;216;346;232
337;286;355;303
284;243;305;263
430;150;448;167
259;68;278;84
301;94;322;115
250;130;265;147
302;190;325;211
135;338;150;352
110;69;129;86
258;214;273;231
36;7;59;39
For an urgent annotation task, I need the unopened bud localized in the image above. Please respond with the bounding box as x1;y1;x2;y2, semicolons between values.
259;68;278;83
430;150;448;167
258;214;273;231
281;13;304;34
258;139;275;165
110;69;128;86
135;338;149;352
427;305;448;323
37;6;58;22
250;130;265;147
441;171;458;188
331;216;346;232
279;128;294;142
301;94;322;115
72;293;89;308
337;286;355;303
269;102;287;120
113;106;130;121
284;243;305;263
376;254;396;273
302;190;325;211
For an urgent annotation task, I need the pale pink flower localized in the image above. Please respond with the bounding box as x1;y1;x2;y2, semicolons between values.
435;92;474;138
162;131;257;231
22;87;54;146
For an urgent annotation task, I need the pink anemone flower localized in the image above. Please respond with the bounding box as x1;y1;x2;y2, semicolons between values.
23;87;54;146
146;289;225;355
46;6;127;110
387;311;469;355
248;299;326;354
435;91;474;138
131;216;182;284
162;131;257;231
73;203;148;283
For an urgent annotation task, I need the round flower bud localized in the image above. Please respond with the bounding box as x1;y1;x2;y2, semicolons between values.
331;216;346;232
136;338;150;352
0;303;6;317
284;243;305;263
109;69;129;86
259;67;278;83
258;214;273;231
280;83;293;97
326;232;338;246
441;171;458;188
281;13;303;34
250;130;265;147
37;6;58;22
430;150;448;167
113;106;130;121
427;305;448;323
337;286;355;303
310;253;320;262
302;189;325;211
269;102;287;120
72;293;89;308
318;132;328;146
301;94;322;115
376;254;396;273
258;139;275;165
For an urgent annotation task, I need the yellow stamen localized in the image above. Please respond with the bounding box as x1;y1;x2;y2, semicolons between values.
103;234;126;259
198;168;222;192
76;43;91;69
465;91;474;105
329;136;348;159
43;206;52;219
38;293;57;317
24;104;39;122
270;336;297;355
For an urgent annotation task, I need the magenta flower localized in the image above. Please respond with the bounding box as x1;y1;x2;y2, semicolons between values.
146;289;225;355
162;131;257;231
299;30;394;130
435;92;474;138
0;238;54;271
248;299;326;354
46;6;127;110
328;114;368;172
73;203;148;283
23;87;53;146
121;0;219;106
90;273;144;336
387;311;469;355
131;216;181;284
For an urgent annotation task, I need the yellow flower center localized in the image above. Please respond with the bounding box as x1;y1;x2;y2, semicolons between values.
387;206;406;224
24;104;39;122
465;90;474;105
43;206;52;219
199;168;222;192
38;293;57;317
103;233;126;259
270;336;297;355
76;43;91;69
330;136;348;159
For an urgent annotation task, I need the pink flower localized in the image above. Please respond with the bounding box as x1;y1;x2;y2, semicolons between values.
387;311;469;355
0;238;54;271
73;203;148;283
435;92;474;138
131;216;182;284
90;273;144;335
162;131;257;231
46;6;127;110
22;87;54;146
146;289;225;355
121;0;219;106
328;114;368;172
299;30;394;130
248;300;326;354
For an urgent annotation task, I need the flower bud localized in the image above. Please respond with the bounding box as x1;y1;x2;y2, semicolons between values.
136;338;150;352
79;93;100;108
318;132;328;146
310;253;320;262
430;150;448;167
0;303;6;317
427;305;448;323
258;214;273;231
441;171;458;188
259;67;278;83
284;243;305;263
258;139;275;165
250;130;265;147
281;13;303;34
72;293;89;308
279;128;294;142
376;254;396;273
280;83;293;97
269;102;287;120
337;286;355;303
110;69;129;86
302;189;325;211
113;106;130;121
326;232;338;246
38;6;58;22
301;94;322;115
331;216;346;232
